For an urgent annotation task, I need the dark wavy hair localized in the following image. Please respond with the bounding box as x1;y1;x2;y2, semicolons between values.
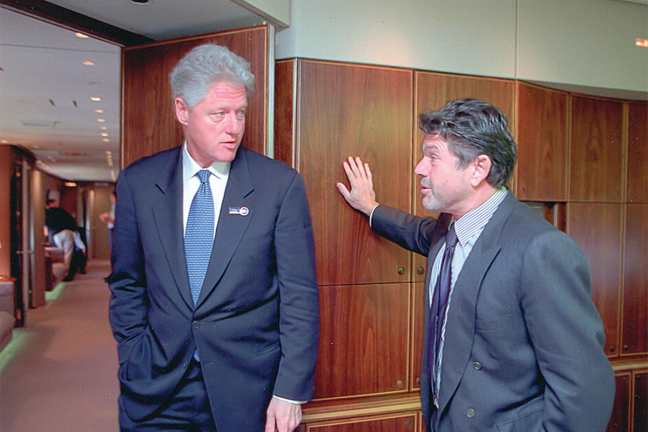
418;98;517;188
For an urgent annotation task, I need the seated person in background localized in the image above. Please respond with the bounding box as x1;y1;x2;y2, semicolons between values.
45;199;86;282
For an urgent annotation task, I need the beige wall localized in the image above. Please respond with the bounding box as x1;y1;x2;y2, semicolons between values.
276;0;648;97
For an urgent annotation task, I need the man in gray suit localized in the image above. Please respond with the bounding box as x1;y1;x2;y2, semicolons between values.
110;44;319;432
336;98;614;432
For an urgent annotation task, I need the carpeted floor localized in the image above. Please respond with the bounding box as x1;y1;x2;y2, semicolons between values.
0;260;120;432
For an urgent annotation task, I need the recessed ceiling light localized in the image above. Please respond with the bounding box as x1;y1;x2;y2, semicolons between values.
75;32;89;39
91;97;101;102
95;109;104;113
637;38;648;48
83;61;95;66
103;138;110;142
97;118;106;122
0;139;8;144
100;126;107;130
101;133;108;137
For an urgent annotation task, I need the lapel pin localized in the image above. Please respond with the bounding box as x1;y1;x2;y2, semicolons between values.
229;206;249;216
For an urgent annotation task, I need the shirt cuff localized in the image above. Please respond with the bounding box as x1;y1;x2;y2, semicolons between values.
368;204;380;227
273;395;306;404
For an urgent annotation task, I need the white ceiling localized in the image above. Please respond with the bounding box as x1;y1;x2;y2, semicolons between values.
0;1;266;183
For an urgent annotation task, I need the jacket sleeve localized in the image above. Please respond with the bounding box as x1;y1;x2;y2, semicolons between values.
108;168;149;362
371;204;443;256
271;172;320;401
520;229;615;432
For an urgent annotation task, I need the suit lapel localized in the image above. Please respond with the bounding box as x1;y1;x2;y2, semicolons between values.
150;148;194;309
195;148;254;307
437;191;518;414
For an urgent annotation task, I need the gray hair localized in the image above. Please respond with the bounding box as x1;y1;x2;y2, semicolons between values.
170;43;255;108
419;98;517;188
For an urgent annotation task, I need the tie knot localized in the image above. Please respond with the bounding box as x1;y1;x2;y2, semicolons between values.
445;223;458;248
197;169;210;184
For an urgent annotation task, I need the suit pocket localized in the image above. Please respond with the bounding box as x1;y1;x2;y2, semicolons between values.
494;398;543;432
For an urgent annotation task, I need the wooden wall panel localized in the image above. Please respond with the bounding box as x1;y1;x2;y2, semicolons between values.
606;372;630;432
274;59;295;166
305;413;418;432
297;60;414;286
122;26;269;168
566;202;622;356
315;284;410;400
627;101;648;204
410;283;424;391
516;82;569;201
569;96;624;202
635;371;648;432
412;72;514;281
623;204;648;356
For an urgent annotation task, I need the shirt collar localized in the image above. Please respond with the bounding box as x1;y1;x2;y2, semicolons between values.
182;142;230;183
452;187;507;246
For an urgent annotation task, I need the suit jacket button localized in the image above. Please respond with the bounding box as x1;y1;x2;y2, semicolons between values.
472;362;482;370
466;408;476;418
192;322;199;329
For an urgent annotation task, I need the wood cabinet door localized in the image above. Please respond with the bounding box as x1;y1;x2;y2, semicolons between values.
627;101;648;204
569;95;624;202
122;26;269;167
410;283;425;391
305;413;418;432
635;371;648;432
622;204;648;356
296;60;414;286
566;203;622;357
315;283;411;399
606;372;630;432
516;82;569;201
412;72;514;281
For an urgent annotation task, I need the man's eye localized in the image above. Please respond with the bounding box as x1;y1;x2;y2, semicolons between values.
236;110;246;119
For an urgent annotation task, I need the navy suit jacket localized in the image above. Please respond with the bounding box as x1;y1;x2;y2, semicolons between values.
372;190;614;432
109;146;319;431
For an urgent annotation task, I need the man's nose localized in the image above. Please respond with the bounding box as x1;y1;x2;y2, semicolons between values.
225;113;243;134
414;158;426;177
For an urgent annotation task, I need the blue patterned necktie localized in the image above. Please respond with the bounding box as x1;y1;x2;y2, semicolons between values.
185;169;215;305
428;223;457;404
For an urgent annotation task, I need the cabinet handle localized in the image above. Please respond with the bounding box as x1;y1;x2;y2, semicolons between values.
398;267;405;275
417;267;425;275
609;346;615;352
623;345;629;351
404;418;413;428
396;379;404;388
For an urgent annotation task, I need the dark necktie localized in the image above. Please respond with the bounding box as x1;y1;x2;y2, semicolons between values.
428;223;458;403
185;169;215;305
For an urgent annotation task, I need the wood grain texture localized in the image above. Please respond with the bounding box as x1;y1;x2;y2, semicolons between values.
515;82;569;201
622;204;648;356
569;95;624;202
410;283;424;392
274;59;295;166
634;371;648;432
305;412;418;432
412;71;514;281
122;26;269;168
296;60;414;286
314;283;411;400
606;373;630;432
627;101;648;203
566;202;622;357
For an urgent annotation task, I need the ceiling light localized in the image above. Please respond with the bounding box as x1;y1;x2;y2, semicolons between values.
91;97;101;102
64;182;77;187
101;133;108;137
1;140;8;144
100;126;107;130
97;118;106;122
83;61;95;66
103;138;110;142
95;109;104;113
637;38;648;48
75;32;89;39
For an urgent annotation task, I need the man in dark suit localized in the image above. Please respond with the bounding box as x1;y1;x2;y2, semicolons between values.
110;44;319;432
336;98;614;432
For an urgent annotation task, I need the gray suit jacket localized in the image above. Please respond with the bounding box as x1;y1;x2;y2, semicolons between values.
372;190;614;432
109;146;319;431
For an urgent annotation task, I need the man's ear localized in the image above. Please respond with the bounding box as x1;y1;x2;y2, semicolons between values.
174;97;189;126
470;154;492;187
